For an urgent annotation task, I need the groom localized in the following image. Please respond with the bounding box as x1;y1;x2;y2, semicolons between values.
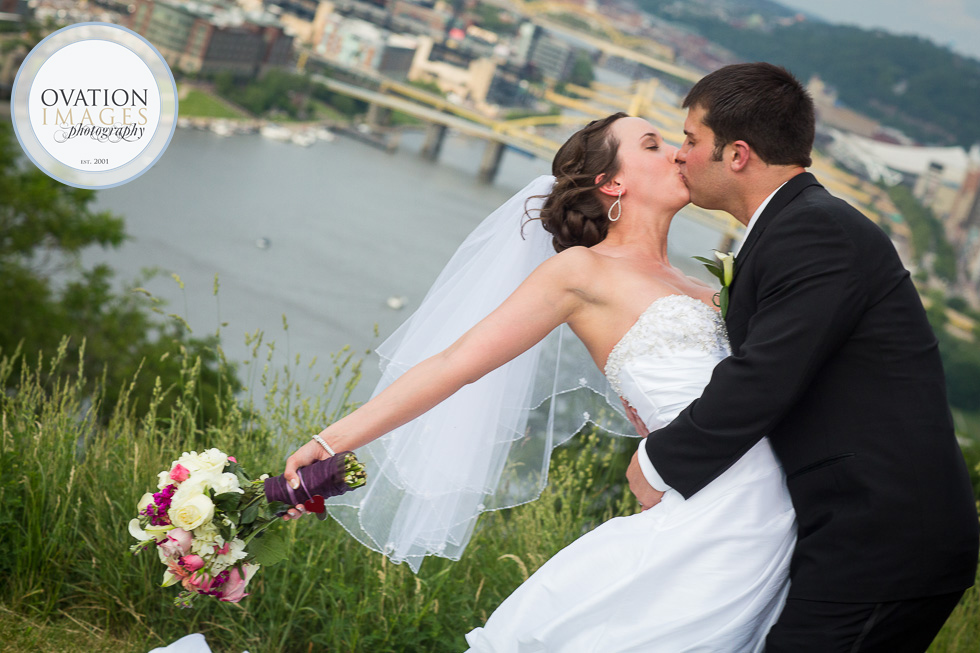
626;62;979;651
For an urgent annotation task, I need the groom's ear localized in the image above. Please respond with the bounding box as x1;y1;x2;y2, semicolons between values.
729;141;751;172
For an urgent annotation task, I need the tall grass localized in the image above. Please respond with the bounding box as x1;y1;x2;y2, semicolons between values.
0;334;638;652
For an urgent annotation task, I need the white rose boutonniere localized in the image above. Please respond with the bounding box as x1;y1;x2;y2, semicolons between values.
694;250;735;317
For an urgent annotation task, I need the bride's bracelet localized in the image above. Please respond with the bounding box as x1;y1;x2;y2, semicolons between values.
311;433;337;457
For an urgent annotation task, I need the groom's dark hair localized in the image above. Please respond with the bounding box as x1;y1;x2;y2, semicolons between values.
683;62;814;168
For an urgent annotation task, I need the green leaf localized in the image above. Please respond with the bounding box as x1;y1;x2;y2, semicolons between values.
719;287;730;317
241;502;259;525
213;492;241;512
218;521;234;542
250;531;288;567
693;256;724;283
703;265;724;283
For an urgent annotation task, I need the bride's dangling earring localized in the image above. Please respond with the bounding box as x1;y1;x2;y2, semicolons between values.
608;188;623;222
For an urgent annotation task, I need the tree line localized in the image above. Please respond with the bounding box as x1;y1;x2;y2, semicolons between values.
638;2;980;148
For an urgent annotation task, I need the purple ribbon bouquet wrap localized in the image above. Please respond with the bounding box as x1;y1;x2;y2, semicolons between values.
264;452;366;520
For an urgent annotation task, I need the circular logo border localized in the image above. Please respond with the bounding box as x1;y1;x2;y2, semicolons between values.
11;22;178;190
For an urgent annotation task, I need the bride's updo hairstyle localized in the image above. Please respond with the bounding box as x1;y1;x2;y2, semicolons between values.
528;112;628;253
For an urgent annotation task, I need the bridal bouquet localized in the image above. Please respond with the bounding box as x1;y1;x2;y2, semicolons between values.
129;448;366;607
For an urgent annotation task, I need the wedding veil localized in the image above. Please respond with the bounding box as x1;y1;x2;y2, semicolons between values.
325;175;633;572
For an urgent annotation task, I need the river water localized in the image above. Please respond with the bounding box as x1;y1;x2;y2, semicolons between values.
90;126;724;397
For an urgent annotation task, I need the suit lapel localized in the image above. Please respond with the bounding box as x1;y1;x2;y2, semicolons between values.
730;172;823;288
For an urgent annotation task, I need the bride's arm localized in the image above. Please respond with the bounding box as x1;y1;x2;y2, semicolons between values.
282;247;594;494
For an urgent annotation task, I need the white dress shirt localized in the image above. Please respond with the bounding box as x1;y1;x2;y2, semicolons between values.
635;182;786;494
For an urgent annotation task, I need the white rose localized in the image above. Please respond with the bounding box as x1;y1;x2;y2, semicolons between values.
209;472;243;495
195;448;229;474
169;493;215;531
176;448;227;476
170;477;209;510
156;470;172;489
186;468;221;490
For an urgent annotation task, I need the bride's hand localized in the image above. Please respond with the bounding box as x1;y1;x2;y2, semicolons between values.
281;503;307;521
280;439;332;522
284;439;331;486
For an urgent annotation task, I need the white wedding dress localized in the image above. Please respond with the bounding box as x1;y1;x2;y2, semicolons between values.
465;295;797;653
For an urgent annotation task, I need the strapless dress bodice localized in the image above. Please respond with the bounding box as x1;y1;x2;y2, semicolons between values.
604;294;729;431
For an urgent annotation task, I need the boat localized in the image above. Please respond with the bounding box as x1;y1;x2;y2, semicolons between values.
210;120;233;137
386;295;407;310
291;130;316;147
260;123;292;141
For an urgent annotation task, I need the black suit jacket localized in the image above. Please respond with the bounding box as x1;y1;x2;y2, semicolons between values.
646;172;978;602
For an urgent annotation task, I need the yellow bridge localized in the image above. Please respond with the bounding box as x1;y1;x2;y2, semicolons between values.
312;72;743;239
305;45;884;241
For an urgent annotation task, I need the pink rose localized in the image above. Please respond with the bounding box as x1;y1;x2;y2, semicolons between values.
169;464;191;483
182;570;216;594
158;527;193;558
213;541;231;555
219;566;252;603
227;456;237;463
179;554;205;572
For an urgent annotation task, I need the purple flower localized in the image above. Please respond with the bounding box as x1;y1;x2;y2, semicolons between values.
142;484;178;526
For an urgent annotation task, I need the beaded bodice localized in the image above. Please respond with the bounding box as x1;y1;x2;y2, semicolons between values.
603;295;729;402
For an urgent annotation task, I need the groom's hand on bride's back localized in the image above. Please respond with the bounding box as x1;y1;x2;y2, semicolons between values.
627;451;664;511
621;399;648;437
621;401;664;510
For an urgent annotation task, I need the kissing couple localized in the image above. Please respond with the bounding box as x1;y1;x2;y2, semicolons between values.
283;63;979;651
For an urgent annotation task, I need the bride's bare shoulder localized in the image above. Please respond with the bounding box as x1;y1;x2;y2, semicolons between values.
530;246;604;291
546;246;604;271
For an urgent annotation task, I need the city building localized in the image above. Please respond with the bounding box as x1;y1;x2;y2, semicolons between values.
511;21;536;67
310;9;417;78
0;0;28;15
316;12;387;69
485;64;534;109
390;0;452;36
527;30;574;82
946;155;980;295
408;35;496;106
129;0;293;76
378;33;418;79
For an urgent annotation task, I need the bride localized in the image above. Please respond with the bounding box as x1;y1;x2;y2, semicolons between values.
283;113;797;651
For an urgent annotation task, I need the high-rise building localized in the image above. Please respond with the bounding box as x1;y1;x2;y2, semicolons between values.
130;0;293;77
527;31;574;82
